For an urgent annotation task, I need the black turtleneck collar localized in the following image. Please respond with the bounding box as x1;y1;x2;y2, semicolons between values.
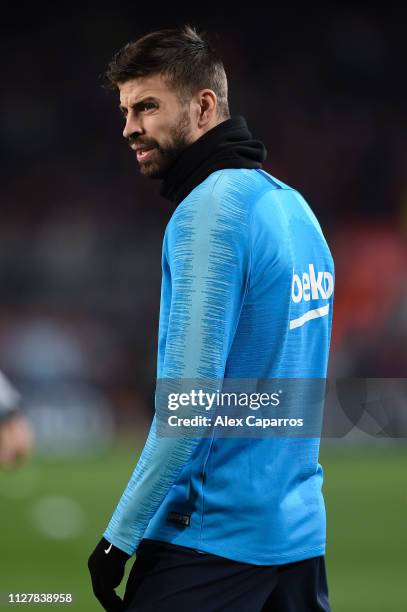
160;115;267;205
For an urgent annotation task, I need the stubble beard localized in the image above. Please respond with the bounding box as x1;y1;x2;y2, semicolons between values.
139;109;193;179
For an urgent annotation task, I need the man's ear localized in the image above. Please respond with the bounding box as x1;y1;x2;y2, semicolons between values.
196;89;218;129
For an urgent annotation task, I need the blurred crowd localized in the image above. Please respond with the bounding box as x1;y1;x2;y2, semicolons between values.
0;7;405;447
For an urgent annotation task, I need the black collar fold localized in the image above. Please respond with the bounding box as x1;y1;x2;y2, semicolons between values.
160;115;267;204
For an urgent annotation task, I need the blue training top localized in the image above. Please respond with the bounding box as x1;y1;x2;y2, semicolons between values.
104;167;335;564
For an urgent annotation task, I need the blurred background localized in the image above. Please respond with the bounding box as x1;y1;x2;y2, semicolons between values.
0;5;406;611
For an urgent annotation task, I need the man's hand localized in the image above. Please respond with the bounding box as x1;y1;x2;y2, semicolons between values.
88;537;131;611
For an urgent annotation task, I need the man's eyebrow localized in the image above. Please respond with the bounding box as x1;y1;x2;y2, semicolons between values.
119;96;160;112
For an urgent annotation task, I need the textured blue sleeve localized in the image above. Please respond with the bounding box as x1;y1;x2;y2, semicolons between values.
104;173;251;555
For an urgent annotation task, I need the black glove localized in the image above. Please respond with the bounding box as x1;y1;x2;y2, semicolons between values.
88;537;131;611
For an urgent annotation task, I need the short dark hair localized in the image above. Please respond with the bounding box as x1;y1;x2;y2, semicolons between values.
105;24;230;120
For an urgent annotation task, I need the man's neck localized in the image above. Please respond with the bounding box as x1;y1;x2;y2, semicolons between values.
160;115;267;205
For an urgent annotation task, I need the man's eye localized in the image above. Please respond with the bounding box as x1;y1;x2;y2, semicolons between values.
142;102;156;110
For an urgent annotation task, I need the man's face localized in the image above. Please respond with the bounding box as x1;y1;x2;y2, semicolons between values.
118;74;194;179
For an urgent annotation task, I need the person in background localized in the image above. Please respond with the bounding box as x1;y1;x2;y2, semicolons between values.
0;371;33;468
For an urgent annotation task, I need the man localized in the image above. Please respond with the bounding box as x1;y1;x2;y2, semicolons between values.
0;371;33;468
88;25;334;611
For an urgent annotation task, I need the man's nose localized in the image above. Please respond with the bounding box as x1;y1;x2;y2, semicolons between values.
122;117;143;141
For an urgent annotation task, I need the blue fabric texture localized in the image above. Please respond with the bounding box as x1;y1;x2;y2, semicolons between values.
104;168;334;564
